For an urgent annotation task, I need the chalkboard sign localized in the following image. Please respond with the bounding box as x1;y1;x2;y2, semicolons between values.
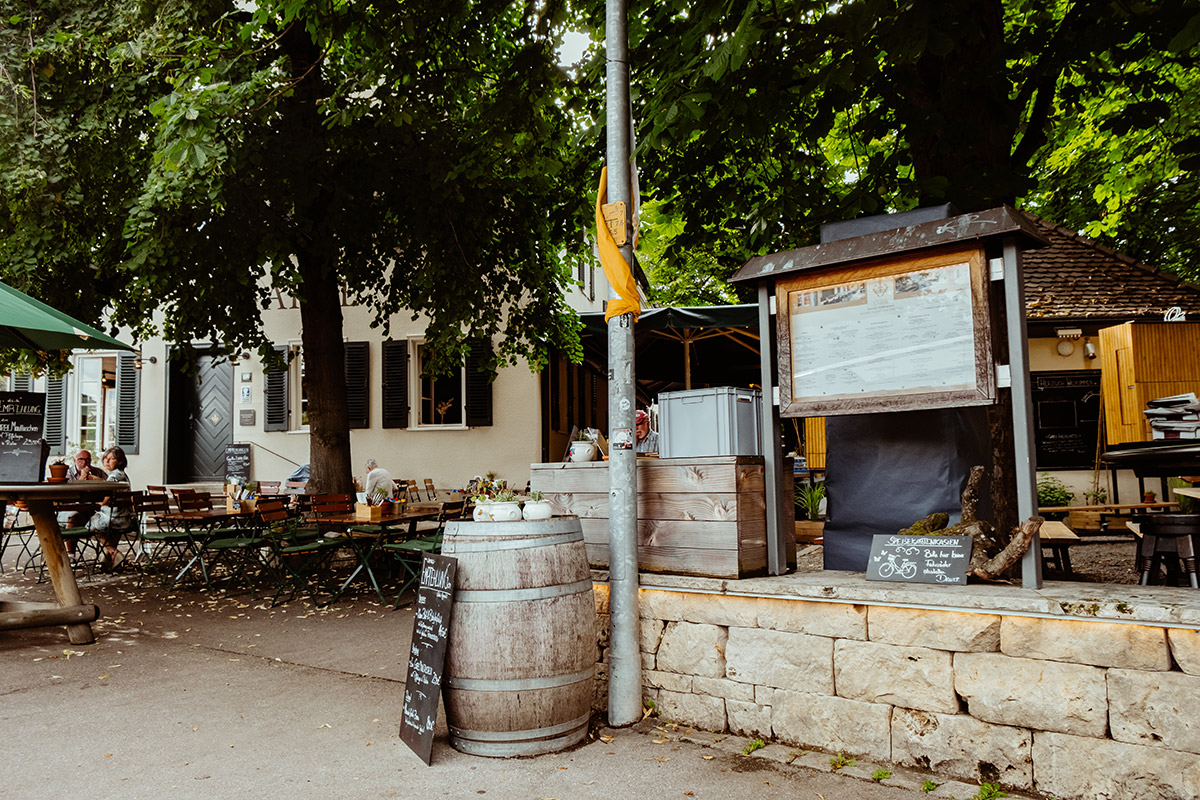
866;534;972;585
399;553;457;765
1032;370;1102;470
224;443;251;482
0;392;48;484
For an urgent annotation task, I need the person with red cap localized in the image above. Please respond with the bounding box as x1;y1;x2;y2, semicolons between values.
635;409;658;454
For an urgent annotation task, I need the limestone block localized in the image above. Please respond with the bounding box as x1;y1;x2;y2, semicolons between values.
692;676;755;703
1001;616;1170;670
953;652;1106;737
756;598;867;639
1109;668;1200;755
638;589;686;622
834;640;957;713
641;651;656;671
868;606;1000;652
754;685;776;706
1168;628;1200;676
771;689;892;761
658;689;727;732
725;627;834;693
593;583;610;615
656;621;727;678
641;618;665;654
643;669;694;694
891;707;1032;790
678;593;758;627
1033;731;1200;800
727;699;772;738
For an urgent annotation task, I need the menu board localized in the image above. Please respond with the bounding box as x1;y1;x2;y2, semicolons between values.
224;443;251;482
777;246;993;417
0;392;47;483
399;553;457;765
1032;371;1102;470
866;534;972;585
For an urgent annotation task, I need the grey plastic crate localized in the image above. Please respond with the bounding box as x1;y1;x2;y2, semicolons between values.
658;387;762;459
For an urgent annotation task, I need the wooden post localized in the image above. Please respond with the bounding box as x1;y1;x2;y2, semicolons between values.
26;499;95;644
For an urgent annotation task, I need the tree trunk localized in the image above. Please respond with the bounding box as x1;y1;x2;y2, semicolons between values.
298;257;353;494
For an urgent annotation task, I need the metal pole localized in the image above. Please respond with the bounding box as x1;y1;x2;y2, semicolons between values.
1003;236;1042;589
758;284;788;574
604;0;642;727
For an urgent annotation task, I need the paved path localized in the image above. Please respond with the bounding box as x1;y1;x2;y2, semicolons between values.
1;561;1023;800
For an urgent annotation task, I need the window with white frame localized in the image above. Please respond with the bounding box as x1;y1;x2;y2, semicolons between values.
414;341;464;427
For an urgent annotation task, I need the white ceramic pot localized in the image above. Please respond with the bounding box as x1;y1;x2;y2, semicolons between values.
568;441;597;462
522;500;553;521
489;501;523;522
472;502;492;522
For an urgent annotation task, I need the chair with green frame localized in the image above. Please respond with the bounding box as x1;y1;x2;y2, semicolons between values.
134;491;197;586
200;504;273;595
261;498;345;606
381;498;465;607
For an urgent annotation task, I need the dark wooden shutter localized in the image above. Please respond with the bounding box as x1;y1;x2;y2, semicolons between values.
264;345;289;431
344;341;369;429
115;352;140;453
43;373;68;455
464;337;494;428
382;340;409;429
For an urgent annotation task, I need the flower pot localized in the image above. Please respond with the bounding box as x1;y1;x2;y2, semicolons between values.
380;500;394;514
489;501;523;522
47;463;69;483
1144;493;1157;504
473;502;492;522
568;441;597;462
522;500;553;521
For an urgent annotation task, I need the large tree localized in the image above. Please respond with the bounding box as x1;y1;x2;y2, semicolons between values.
1;0;590;491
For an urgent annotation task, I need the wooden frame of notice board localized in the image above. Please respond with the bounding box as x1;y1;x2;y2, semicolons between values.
776;244;994;418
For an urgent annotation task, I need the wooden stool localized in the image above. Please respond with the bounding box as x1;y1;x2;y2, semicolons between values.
1135;514;1200;588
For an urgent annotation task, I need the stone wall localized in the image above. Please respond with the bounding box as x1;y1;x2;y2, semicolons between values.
593;584;1200;800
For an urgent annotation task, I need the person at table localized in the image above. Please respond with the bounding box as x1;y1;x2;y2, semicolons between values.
636;409;658;455
58;449;107;530
364;459;396;500
87;446;137;571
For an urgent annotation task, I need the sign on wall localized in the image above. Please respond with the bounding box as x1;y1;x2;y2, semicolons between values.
0;392;47;483
776;245;994;417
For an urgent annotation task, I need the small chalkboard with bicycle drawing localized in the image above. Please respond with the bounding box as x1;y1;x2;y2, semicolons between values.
866;534;972;585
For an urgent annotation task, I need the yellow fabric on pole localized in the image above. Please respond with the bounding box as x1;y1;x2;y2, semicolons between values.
596;167;641;323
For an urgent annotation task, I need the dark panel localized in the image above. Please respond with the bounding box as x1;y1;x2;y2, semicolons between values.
344;341;369;429
115;352;140;453
464;337;493;427
263;345;289;432
190;355;234;481
382;340;409;429
43;373;68;455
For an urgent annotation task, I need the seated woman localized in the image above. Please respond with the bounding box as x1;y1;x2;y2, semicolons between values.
87;446;138;571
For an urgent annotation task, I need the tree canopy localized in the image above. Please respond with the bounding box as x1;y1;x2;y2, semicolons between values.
1;0;592;489
570;0;1200;290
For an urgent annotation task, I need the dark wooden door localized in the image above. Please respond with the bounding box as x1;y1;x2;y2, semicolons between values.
189;355;233;481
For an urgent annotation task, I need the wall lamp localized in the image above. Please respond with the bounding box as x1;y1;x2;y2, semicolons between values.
231;351;251;366
133;351;157;370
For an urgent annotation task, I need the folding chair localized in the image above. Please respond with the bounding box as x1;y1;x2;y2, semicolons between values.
135;492;197;586
382;499;464;606
203;500;273;595
2;504;39;575
423;478;437;501
257;480;281;495
404;480;422;504
262;499;344;606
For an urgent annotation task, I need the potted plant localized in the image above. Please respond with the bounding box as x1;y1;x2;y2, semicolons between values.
794;483;826;543
47;458;69;483
471;493;493;522
523;490;553;521
568;431;597;462
489;490;523;521
1143;490;1157;504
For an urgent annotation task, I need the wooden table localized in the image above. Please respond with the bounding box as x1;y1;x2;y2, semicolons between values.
1175;486;1200;500
319;505;442;604
1038;502;1180;532
0;482;113;644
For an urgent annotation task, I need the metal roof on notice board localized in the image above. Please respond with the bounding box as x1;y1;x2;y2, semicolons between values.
730;205;1048;285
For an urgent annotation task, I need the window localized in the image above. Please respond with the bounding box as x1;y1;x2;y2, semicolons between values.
292;344;308;429
263;342;369;432
37;352;139;455
381;338;493;429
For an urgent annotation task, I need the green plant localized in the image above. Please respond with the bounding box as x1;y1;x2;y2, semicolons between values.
871;768;891;782
1082;487;1107;504
921;779;938;793
829;752;855;771
971;783;1007;800
574;430;592;441
795;482;826;521
1170;478;1197;513
1036;474;1074;508
528;490;545;502
742;738;764;755
493;490;518;503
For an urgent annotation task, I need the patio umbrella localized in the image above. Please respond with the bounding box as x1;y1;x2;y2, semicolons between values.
0;279;132;352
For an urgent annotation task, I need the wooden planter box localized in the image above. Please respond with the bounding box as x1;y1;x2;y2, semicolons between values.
529;456;793;579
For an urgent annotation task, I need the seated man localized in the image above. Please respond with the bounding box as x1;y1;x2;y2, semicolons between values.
635;410;659;454
59;449;107;530
364;459;396;500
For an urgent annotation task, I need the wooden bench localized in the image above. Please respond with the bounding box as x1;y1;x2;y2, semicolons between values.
1039;502;1179;533
1039;520;1080;575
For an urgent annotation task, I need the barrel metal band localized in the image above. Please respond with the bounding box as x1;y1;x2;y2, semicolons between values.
450;712;591;743
446;665;594;692
454;578;595;604
445;531;583;553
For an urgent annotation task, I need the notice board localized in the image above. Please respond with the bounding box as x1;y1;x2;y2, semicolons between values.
399;553;457;765
1032;370;1102;470
0;392;47;483
223;443;251;482
865;534;972;585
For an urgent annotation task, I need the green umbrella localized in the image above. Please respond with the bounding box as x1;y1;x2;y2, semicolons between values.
0;279;133;352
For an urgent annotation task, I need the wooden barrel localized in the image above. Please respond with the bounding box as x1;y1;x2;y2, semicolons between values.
442;517;596;757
